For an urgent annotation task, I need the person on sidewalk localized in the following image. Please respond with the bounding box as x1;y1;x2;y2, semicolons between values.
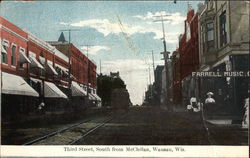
37;101;45;115
204;92;216;119
242;97;249;129
205;92;215;104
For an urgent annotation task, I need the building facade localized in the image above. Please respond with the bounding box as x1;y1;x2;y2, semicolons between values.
48;35;100;107
198;0;250;119
172;49;182;105
1;16;38;120
153;65;164;106
177;6;202;107
1;16;101;120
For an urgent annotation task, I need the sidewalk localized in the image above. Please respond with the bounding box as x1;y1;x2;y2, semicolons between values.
160;105;248;145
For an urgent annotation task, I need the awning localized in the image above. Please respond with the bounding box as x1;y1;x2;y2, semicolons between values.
46;63;58;75
29;56;44;69
1;45;7;54
44;81;68;98
70;74;76;80
1;72;39;97
92;93;101;101
88;93;96;101
71;81;87;97
19;51;31;63
55;64;68;73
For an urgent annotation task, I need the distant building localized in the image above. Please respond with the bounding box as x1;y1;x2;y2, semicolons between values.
110;71;120;78
172;49;182;105
153;65;164;106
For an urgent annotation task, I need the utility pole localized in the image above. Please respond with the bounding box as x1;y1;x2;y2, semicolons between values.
80;44;94;105
148;66;152;86
154;14;172;110
60;29;80;85
60;29;80;107
151;50;155;81
145;50;157;82
100;59;102;75
81;44;94;58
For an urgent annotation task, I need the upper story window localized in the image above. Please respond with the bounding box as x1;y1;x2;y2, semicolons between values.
19;48;25;68
206;22;214;51
11;44;17;66
186;21;191;42
220;11;227;47
1;40;9;64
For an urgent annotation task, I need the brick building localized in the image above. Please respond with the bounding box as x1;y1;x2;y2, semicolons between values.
1;16;39;120
176;6;201;106
1;16;101;120
48;34;100;106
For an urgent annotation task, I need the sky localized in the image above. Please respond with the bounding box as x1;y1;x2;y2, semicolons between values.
0;0;204;105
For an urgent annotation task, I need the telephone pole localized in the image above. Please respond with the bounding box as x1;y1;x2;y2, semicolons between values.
81;44;94;58
153;14;172;109
100;59;102;75
80;44;94;104
60;29;80;86
145;50;157;81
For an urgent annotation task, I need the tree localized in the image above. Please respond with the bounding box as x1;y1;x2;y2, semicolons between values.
97;74;127;107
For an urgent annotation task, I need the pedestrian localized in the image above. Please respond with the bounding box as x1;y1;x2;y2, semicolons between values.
204;92;216;119
190;97;200;112
242;97;249;129
205;92;215;104
37;101;45;114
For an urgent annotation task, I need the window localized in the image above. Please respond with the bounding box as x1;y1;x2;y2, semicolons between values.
220;11;227;47
19;48;25;68
1;40;9;64
202;26;206;52
186;22;191;42
206;22;214;51
11;45;17;66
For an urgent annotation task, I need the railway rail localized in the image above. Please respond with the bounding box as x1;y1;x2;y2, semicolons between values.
23;111;128;145
22;116;112;145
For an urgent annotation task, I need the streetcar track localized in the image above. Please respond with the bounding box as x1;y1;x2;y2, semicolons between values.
23;114;113;145
70;110;130;145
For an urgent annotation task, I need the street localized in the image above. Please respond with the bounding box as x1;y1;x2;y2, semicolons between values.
3;106;247;145
75;106;248;145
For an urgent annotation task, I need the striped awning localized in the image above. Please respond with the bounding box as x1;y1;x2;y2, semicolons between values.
19;50;31;63
1;72;39;97
44;81;67;98
29;56;44;69
71;81;87;97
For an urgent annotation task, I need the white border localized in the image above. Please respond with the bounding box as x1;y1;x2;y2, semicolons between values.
1;146;249;157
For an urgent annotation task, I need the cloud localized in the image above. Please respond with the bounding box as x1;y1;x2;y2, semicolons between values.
70;19;160;38
60;18;180;42
59;22;69;25
133;11;186;25
80;45;111;55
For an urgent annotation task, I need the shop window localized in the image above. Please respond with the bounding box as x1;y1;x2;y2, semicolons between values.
220;11;227;47
11;44;17;66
